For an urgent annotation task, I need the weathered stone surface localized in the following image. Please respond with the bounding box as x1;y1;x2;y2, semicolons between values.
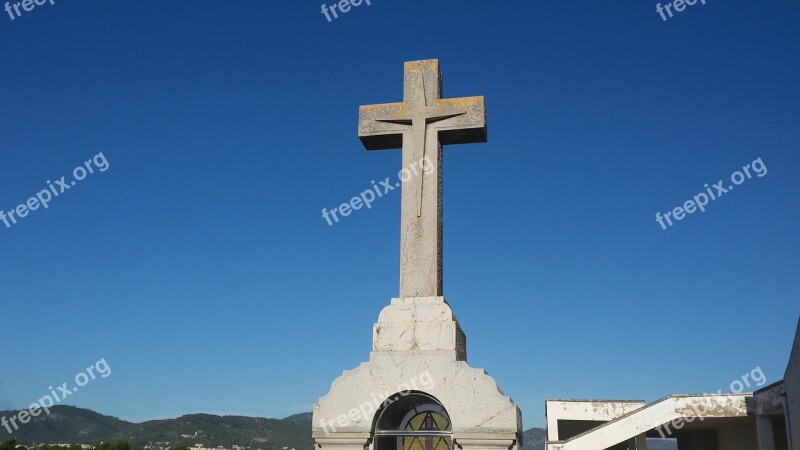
313;351;521;439
358;59;486;299
372;297;466;360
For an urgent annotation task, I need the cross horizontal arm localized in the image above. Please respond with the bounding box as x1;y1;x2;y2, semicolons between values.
358;95;487;150
428;96;487;145
358;102;408;150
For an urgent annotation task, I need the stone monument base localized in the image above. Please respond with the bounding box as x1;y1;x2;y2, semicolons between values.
313;297;522;450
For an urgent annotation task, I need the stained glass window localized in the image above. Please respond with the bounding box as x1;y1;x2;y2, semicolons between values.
373;393;453;450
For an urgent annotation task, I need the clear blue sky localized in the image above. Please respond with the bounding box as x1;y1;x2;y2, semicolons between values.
1;0;798;430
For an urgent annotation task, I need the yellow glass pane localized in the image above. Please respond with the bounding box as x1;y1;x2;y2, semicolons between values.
434;437;451;450
402;437;425;450
403;411;451;432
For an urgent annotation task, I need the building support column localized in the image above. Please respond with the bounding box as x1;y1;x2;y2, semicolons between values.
636;433;648;450
628;433;647;450
757;416;776;450
783;396;797;450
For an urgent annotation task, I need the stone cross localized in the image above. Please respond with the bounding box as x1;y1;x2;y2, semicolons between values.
358;60;487;298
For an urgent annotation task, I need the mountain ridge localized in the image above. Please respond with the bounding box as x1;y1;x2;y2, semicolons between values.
1;406;545;450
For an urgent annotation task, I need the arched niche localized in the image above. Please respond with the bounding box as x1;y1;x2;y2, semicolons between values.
373;392;453;450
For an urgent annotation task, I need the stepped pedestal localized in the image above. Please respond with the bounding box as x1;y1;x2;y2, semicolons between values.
313;297;522;450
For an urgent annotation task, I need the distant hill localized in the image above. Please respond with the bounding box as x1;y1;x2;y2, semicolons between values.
1;406;545;450
0;406;130;445
523;427;546;450
0;406;311;450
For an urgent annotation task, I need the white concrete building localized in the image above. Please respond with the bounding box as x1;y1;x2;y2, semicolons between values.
545;319;800;450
